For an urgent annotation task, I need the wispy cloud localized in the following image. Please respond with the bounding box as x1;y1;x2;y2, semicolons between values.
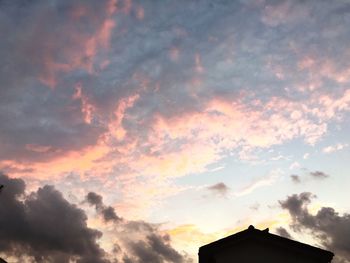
303;153;310;160
322;143;348;153
289;162;301;170
234;170;281;197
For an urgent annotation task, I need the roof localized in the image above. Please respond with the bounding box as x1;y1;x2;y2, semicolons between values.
199;225;334;262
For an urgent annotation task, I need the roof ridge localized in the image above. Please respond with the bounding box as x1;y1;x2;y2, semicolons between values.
199;225;334;261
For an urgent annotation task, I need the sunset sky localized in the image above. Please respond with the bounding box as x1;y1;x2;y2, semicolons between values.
1;0;350;262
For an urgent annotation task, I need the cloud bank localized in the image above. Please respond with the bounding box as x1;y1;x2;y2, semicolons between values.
280;192;350;262
0;173;108;263
0;173;188;263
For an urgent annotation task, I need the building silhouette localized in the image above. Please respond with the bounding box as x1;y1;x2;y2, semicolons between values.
199;225;334;263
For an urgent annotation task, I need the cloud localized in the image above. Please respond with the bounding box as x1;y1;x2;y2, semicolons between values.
289;161;301;170
280;192;350;262
290;174;301;183
0;173;190;262
125;233;186;263
309;171;329;180
1;0;350;224
0;0;118;163
249;203;260;211
84;191;191;262
261;0;309;27
2;0;350;173
86;192;122;222
0;173;108;263
113;220;192;263
0;0;117;88
275;227;292;239
323;143;348;154
206;182;230;198
303;153;310;160
290;171;330;184
234;170;281;197
290;174;301;184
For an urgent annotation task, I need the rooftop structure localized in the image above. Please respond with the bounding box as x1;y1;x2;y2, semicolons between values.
199;225;334;263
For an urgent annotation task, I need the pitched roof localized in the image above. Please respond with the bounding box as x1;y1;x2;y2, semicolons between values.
199;225;334;262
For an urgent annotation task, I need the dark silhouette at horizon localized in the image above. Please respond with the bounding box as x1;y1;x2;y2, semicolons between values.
0;185;7;263
199;225;334;263
0;181;336;263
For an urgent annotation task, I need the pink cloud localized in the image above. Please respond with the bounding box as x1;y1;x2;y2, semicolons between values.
195;53;204;74
135;5;145;20
24;89;350;175
73;83;96;124
322;143;348;154
30;0;118;88
108;93;140;141
25;144;54;154
2;86;350;216
261;0;309;27
169;47;180;62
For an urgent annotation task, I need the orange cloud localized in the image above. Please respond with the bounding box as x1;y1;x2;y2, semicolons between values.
0;128;114;181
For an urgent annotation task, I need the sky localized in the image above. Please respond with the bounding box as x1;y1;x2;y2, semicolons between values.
1;0;350;262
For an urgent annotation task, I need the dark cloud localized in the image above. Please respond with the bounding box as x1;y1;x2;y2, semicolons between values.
207;182;230;197
86;191;104;207
0;174;189;262
280;192;350;262
147;234;185;263
290;171;329;184
275;227;292;239
86;192;121;222
85;192;191;262
309;171;329;179
126;236;180;263
290;174;301;183
122;255;133;263
279;192;315;227
0;173;108;263
102;206;121;222
122;221;192;263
